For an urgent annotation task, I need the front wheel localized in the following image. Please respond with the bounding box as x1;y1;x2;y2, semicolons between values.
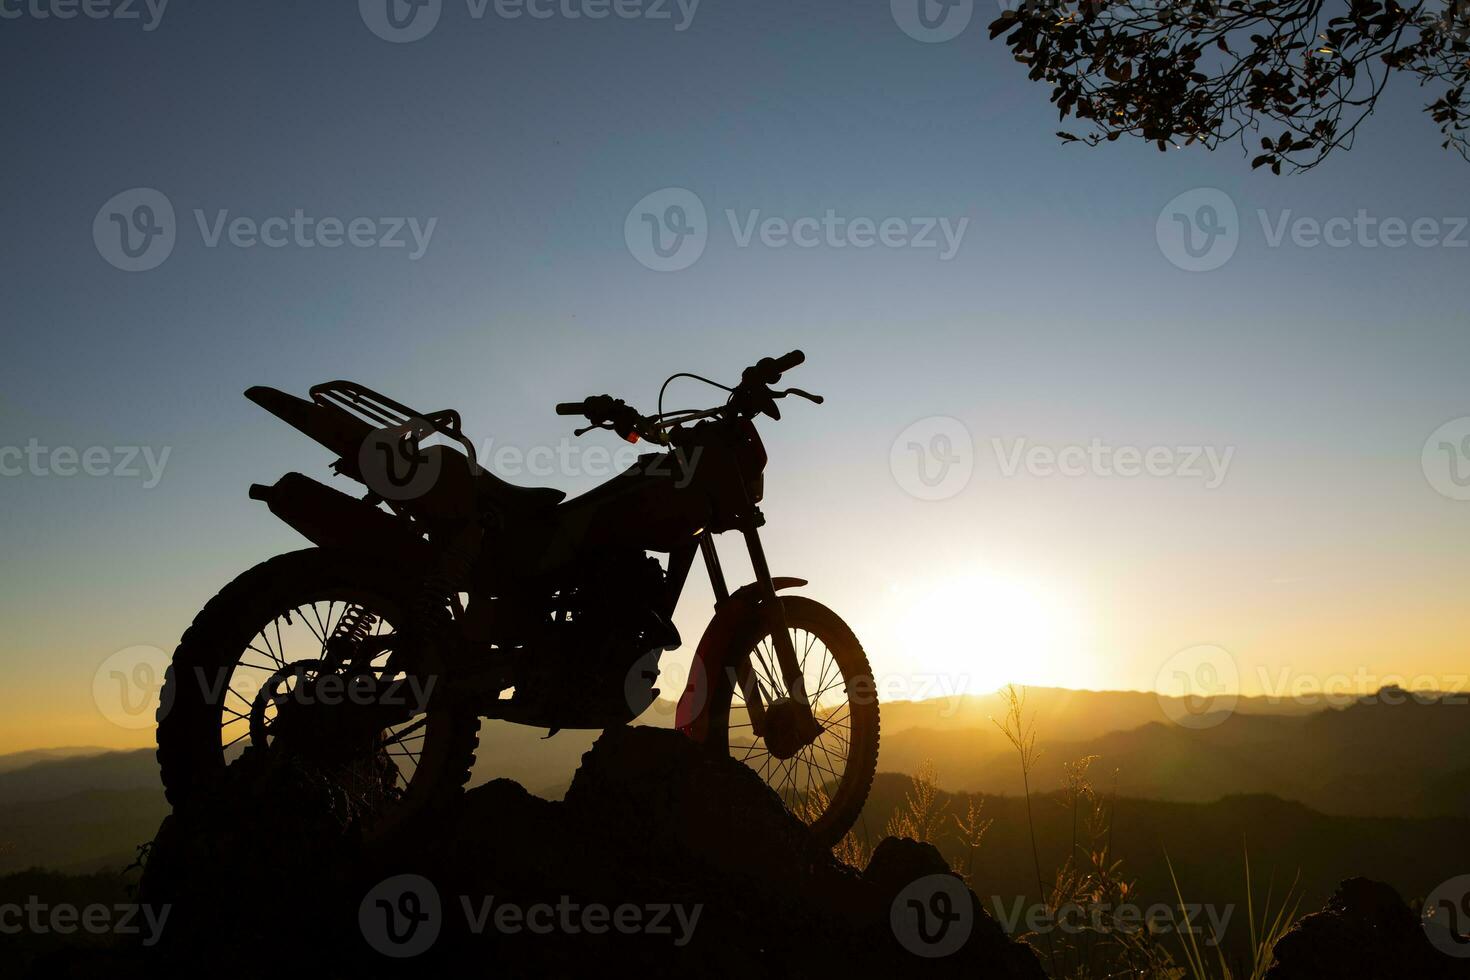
704;596;880;847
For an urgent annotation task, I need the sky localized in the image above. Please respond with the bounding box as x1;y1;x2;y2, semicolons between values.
1;0;1468;753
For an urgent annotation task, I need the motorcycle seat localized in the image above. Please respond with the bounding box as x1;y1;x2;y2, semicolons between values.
476;469;566;512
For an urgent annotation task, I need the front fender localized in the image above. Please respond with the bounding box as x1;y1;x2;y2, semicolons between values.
675;576;806;741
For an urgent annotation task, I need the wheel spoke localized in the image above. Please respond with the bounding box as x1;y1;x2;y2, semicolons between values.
724;620;868;833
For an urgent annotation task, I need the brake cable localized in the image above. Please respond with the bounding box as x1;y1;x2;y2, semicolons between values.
656;372;733;422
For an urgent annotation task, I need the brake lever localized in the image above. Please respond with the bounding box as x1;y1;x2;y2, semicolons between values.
775;386;825;405
573;422;612;437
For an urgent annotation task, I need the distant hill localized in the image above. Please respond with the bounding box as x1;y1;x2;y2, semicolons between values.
879;691;1470;818
0;749;170;875
0;748;110;776
879;685;1321;737
0;749;159;805
0;788;166;875
856;773;1470;938
1;686;1462;873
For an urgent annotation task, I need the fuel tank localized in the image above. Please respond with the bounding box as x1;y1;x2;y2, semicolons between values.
547;452;710;559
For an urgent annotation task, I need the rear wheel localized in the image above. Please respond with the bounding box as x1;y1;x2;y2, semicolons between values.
156;548;480;844
704;596;880;847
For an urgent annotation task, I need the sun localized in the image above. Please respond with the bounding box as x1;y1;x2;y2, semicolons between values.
877;571;1085;698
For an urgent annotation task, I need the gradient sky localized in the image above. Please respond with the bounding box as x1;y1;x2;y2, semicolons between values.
2;1;1468;753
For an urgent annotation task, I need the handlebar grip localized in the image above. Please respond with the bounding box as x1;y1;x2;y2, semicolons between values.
772;349;805;373
555;401;588;416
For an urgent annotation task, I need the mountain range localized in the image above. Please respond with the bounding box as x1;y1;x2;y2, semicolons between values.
0;686;1462;875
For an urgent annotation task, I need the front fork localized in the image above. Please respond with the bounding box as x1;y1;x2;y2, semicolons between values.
699;513;819;740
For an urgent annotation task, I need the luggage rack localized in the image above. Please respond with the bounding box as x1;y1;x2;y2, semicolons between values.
310;380;480;471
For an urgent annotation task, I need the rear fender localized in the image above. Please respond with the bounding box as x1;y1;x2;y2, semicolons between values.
245;386;371;465
247;386;477;524
675;576;807;742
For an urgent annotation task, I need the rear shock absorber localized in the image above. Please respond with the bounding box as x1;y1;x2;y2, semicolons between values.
327;604;380;670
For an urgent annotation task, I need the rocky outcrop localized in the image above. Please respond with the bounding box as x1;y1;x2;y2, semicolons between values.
1266;877;1470;980
42;727;1047;978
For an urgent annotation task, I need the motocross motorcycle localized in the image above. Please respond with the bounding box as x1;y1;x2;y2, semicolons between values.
156;351;879;846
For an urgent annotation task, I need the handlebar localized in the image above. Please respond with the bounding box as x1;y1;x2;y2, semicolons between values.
745;349;804;386
556;350;816;440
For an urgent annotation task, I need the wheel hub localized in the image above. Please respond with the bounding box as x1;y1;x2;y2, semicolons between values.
252;662;395;768
762;698;822;761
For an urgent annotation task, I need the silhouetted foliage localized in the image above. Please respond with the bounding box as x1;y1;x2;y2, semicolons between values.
988;0;1470;171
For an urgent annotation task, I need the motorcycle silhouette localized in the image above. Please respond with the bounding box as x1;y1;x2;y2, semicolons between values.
156;351;880;846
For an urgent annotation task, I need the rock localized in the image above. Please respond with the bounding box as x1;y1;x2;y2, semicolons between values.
866;835;951;892
863;836;1049;980
49;727;1049;979
1266;877;1470;980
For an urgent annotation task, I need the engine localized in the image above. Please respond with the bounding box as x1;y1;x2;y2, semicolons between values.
494;550;680;730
